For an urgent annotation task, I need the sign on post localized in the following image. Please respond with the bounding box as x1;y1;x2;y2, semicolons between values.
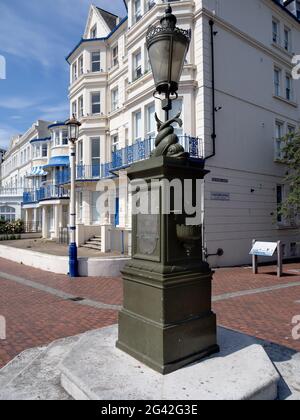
250;240;283;278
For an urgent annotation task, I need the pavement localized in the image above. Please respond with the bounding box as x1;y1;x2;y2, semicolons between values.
0;256;300;371
2;239;124;258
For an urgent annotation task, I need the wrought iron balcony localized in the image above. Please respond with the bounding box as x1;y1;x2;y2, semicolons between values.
55;135;202;185
23;185;69;204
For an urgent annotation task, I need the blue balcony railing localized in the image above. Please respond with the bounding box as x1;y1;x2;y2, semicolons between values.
23;185;69;205
23;136;203;204
57;135;202;185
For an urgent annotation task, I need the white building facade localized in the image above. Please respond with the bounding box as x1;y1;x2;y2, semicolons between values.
0;120;51;226
3;0;300;266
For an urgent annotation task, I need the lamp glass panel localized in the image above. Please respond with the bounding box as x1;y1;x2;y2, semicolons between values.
170;39;188;85
148;38;171;87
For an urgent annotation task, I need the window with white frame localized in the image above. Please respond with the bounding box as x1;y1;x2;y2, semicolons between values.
91;137;100;168
79;55;84;76
284;27;291;51
62;129;68;145
78;95;84;118
274;68;281;97
91;191;101;223
55;131;60;146
285;74;292;101
72;101;77;118
133;50;142;81
275;121;284;160
272;19;279;44
72;62;77;82
111;134;119;153
0;206;16;222
42;143;48;158
111;87;119;111
91;51;101;72
146;0;156;12
133;110;142;142
112;45;119;67
170;98;184;137
91;92;101;115
77;140;83;165
90;24;97;39
134;0;142;23
146;103;156;139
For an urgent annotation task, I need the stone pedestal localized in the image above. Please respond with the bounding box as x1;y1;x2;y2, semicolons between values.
116;156;219;374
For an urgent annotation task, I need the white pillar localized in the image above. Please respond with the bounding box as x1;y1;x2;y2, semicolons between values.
42;207;48;239
54;205;60;239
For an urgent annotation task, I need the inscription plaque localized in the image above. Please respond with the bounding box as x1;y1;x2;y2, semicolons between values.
136;214;159;256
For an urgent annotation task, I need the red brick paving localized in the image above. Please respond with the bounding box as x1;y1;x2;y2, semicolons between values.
0;257;300;369
0;257;123;306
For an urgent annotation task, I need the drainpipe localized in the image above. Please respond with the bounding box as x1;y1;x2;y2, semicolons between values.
205;19;217;160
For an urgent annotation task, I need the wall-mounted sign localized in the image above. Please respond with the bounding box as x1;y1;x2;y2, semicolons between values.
250;242;278;257
212;178;229;184
211;192;230;201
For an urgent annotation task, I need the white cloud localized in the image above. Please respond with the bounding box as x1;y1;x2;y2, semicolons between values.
38;102;70;121
0;3;71;68
0;96;41;110
0;1;126;68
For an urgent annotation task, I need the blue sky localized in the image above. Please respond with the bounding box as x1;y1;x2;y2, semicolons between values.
0;0;127;149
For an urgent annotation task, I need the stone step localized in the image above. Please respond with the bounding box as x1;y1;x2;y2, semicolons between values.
88;239;102;244
0;334;84;400
0;347;46;389
81;244;102;251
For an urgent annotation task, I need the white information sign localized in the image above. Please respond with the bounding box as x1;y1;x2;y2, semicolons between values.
250;241;278;257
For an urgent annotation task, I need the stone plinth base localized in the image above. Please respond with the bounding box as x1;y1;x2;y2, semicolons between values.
60;325;280;401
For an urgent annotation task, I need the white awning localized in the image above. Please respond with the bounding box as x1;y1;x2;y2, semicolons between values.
26;166;48;178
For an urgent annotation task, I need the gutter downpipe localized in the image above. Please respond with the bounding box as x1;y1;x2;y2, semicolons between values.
205;19;216;160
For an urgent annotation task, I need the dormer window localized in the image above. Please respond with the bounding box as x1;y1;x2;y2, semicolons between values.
90;24;97;39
